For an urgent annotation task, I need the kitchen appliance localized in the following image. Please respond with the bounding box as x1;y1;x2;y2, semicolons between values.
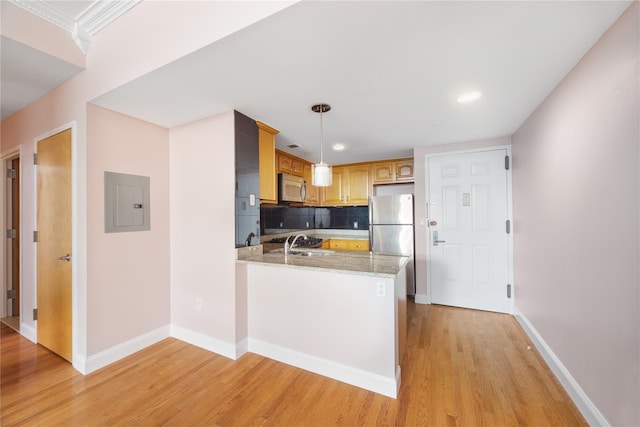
278;173;307;203
269;236;323;248
369;194;415;295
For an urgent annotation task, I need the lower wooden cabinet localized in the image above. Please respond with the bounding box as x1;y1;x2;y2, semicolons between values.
325;239;369;251
348;240;369;251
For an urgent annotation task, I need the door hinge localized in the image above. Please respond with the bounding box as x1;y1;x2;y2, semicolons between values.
33;308;38;321
506;220;511;234
33;231;38;243
6;168;16;179
6;229;16;239
7;289;16;299
507;284;512;299
505;155;510;170
33;153;38;165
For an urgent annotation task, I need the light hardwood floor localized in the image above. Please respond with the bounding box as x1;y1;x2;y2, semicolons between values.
0;303;587;426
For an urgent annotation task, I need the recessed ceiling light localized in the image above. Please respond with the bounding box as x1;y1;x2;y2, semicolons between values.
332;143;346;151
457;91;482;103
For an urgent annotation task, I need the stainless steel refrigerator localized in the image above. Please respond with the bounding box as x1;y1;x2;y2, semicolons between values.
368;194;415;295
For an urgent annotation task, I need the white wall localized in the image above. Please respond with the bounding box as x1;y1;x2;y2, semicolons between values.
169;111;242;355
511;3;639;426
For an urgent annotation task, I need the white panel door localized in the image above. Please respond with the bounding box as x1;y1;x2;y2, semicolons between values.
429;149;510;313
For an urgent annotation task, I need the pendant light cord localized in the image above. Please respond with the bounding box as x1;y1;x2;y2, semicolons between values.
319;108;324;164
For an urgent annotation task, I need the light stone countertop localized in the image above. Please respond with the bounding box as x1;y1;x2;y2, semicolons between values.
237;249;408;278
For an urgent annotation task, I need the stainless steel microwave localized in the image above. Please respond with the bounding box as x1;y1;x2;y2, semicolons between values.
278;173;307;203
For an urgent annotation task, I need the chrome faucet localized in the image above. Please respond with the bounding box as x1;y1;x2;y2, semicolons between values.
245;232;255;247
284;234;307;255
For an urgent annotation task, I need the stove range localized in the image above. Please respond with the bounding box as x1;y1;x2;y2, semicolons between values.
269;236;323;247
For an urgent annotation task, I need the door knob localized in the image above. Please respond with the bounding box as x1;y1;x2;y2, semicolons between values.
58;253;72;261
433;231;446;246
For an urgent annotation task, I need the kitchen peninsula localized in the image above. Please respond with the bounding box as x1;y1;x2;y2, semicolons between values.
236;248;408;398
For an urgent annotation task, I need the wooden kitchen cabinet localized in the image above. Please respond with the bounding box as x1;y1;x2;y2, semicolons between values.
328;239;369;251
372;162;394;184
321;167;345;205
257;121;278;204
277;151;304;177
348;240;369;251
321;164;371;206
372;158;414;184
346;165;371;205
395;159;414;181
329;239;349;250
303;163;320;205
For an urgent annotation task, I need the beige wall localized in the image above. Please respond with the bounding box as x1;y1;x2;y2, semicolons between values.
511;3;639;425
169;111;240;349
86;104;170;354
0;1;293;368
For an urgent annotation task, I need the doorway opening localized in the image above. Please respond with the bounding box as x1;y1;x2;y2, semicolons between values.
1;154;20;332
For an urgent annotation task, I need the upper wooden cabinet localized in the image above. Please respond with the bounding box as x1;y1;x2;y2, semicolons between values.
263;149;412;206
372;158;414;184
257;121;278;204
303;163;320;205
321;164;371;206
277;151;304;177
321;167;345;206
395;159;414;181
346;164;371;205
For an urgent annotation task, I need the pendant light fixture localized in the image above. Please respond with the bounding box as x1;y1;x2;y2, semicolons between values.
311;103;332;187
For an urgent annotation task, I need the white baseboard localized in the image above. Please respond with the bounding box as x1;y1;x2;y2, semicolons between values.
19;322;36;343
248;338;399;398
80;325;170;375
170;324;243;360
514;307;610;427
414;293;429;304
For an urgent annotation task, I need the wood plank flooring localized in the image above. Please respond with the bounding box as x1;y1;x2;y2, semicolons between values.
0;303;587;426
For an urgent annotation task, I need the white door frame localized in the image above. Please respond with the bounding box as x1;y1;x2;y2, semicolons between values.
425;145;515;313
1;146;22;319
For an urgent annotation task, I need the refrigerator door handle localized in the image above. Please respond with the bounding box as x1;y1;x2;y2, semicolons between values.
368;200;373;252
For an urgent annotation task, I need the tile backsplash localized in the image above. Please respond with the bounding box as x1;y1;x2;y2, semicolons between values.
261;205;369;234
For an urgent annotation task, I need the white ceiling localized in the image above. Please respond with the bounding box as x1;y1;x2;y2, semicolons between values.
1;0;138;120
4;1;632;165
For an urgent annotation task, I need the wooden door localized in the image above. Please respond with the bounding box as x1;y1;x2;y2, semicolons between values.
428;149;510;313
10;158;20;316
37;129;72;361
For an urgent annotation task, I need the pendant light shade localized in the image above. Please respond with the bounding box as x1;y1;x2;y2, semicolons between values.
311;103;332;187
312;162;332;186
